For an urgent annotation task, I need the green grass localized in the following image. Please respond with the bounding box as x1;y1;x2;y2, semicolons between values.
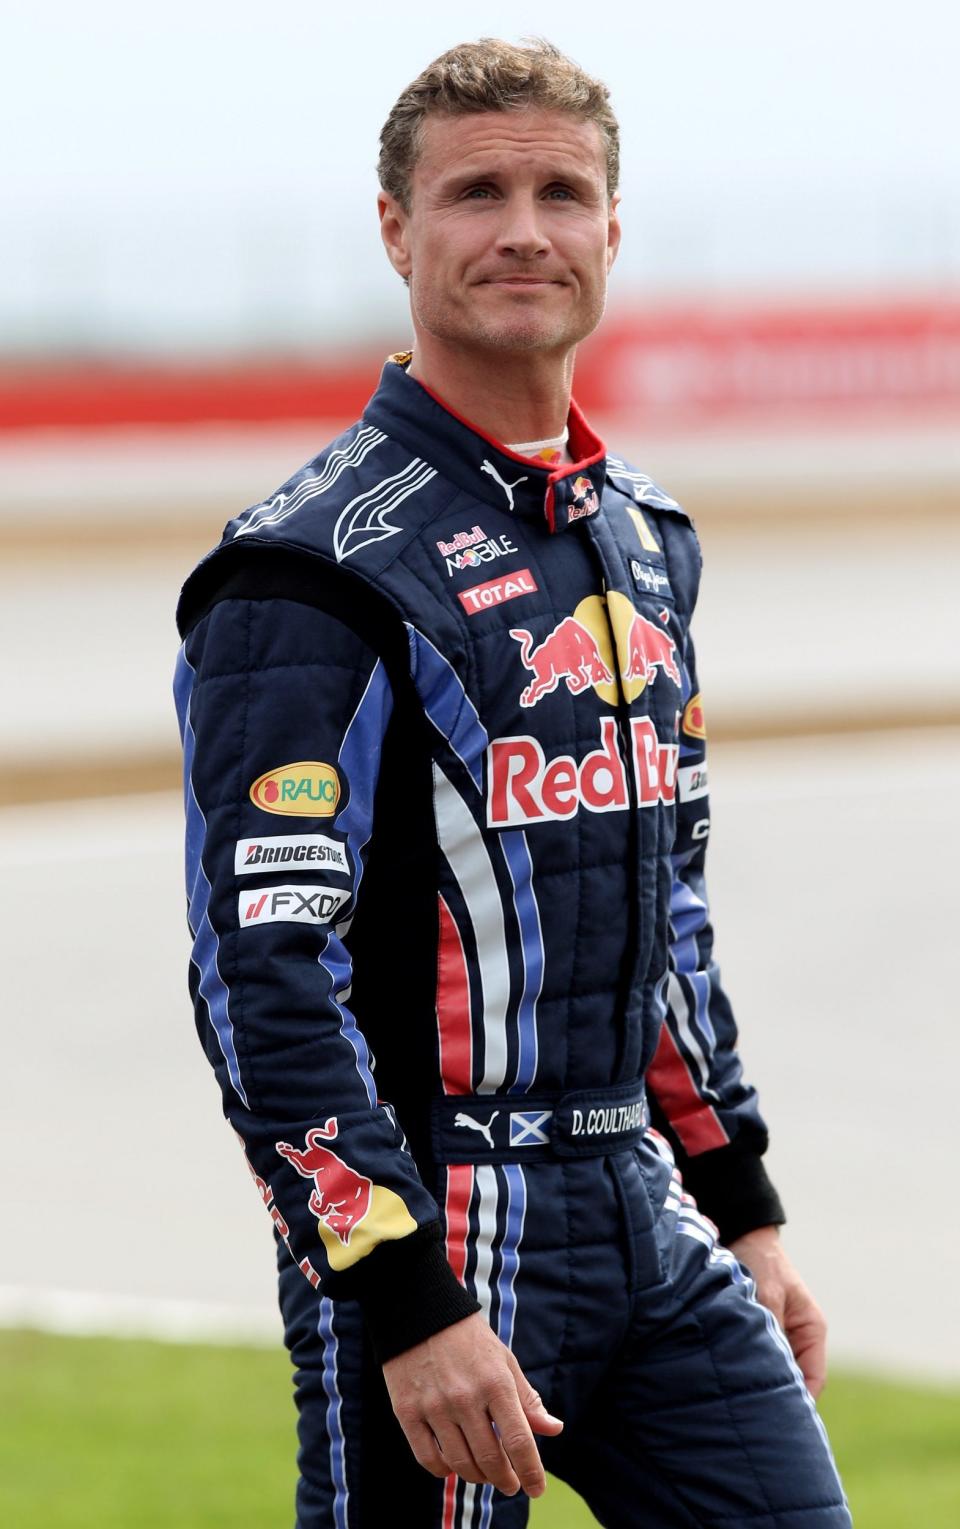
1;1330;958;1526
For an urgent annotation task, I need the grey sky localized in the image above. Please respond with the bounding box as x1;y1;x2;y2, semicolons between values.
5;1;958;353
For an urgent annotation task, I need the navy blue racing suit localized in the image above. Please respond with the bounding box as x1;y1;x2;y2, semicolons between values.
175;358;849;1527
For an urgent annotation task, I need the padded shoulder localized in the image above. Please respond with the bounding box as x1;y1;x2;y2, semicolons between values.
176;540;413;695
604;453;693;524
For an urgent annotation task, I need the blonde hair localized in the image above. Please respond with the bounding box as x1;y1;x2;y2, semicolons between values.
378;37;620;210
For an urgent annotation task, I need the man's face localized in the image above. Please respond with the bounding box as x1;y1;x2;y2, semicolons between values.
379;108;620;358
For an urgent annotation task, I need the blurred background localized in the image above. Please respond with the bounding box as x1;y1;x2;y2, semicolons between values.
2;2;958;1524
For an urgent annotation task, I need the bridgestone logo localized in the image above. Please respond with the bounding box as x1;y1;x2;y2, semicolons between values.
235;834;348;876
571;1103;645;1137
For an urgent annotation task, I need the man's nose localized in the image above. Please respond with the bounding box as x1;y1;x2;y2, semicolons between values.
494;194;550;259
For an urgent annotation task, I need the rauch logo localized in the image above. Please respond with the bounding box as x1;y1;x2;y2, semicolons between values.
249;761;340;818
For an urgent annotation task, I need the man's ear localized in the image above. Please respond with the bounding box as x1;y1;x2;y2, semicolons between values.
378;191;413;280
606;190;622;274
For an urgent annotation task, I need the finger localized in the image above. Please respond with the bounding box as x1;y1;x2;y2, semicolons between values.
430;1422;487;1486
459;1409;522;1497
488;1395;547;1498
405;1420;452;1479
791;1328;827;1399
782;1293;827;1398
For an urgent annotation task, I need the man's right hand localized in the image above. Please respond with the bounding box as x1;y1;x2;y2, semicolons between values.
382;1312;563;1498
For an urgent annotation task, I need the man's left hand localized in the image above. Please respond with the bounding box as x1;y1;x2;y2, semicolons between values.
726;1225;827;1399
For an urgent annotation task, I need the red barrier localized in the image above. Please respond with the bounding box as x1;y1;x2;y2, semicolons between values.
0;356;383;431
2;300;959;432
574;300;960;423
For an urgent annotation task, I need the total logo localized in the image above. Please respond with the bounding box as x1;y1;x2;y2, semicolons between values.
249;761;340;817
487;715;678;828
239;883;351;927
459;568;538;616
510;593;681;709
445;531;519;577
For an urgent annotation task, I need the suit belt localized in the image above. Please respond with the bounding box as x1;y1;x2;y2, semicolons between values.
430;1079;648;1165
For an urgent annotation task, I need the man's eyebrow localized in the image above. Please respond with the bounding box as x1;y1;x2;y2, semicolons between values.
436;162;597;192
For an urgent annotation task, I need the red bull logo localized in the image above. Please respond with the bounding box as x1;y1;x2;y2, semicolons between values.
568;474;600;521
444;531;518;577
276;1120;371;1247
275;1120;416;1271
436;524;486;556
510;617;614;707
487;715;678;827
622;609;682;688
511;594;681;708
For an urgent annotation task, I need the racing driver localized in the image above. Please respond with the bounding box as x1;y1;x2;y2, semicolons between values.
174;36;850;1529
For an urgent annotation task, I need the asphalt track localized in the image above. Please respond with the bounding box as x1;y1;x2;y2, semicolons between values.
2;730;958;1378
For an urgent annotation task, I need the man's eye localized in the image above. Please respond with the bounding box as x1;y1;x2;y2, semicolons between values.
464;186;495;200
546;187;575;201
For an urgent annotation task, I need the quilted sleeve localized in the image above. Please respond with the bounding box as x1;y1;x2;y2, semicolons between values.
173;591;478;1358
645;630;786;1244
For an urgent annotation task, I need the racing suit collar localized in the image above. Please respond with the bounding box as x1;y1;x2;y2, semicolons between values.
363;356;607;533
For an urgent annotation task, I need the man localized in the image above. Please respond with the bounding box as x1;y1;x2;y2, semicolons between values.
175;38;850;1528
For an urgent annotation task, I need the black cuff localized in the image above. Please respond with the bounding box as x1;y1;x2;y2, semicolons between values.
677;1140;786;1246
343;1222;481;1363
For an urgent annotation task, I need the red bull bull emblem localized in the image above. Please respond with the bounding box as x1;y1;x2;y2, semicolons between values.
275;1120;416;1270
511;594;681;709
622;608;682;688
276;1120;371;1246
567;473;600;522
510;617;614;707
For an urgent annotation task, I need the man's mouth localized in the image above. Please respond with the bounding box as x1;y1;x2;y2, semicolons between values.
478;276;563;287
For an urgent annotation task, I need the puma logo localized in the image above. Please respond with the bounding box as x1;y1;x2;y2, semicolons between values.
453;1111;499;1150
480;460;527;511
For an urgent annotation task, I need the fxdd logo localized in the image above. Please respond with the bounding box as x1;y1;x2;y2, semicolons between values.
239;884;351;926
249;761;340;817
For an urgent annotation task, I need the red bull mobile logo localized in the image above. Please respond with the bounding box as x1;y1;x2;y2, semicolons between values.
510;594;681;709
275;1120;415;1271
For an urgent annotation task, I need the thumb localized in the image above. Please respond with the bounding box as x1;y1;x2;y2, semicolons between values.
509;1356;564;1434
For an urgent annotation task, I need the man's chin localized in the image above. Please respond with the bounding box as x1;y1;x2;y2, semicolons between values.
464;315;581;355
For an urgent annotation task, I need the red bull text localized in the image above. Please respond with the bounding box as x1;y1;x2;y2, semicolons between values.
487;716;678;827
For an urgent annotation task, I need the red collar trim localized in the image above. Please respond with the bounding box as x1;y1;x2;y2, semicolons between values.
408;370;606;532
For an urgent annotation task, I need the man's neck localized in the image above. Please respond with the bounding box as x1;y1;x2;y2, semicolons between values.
407;335;575;446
